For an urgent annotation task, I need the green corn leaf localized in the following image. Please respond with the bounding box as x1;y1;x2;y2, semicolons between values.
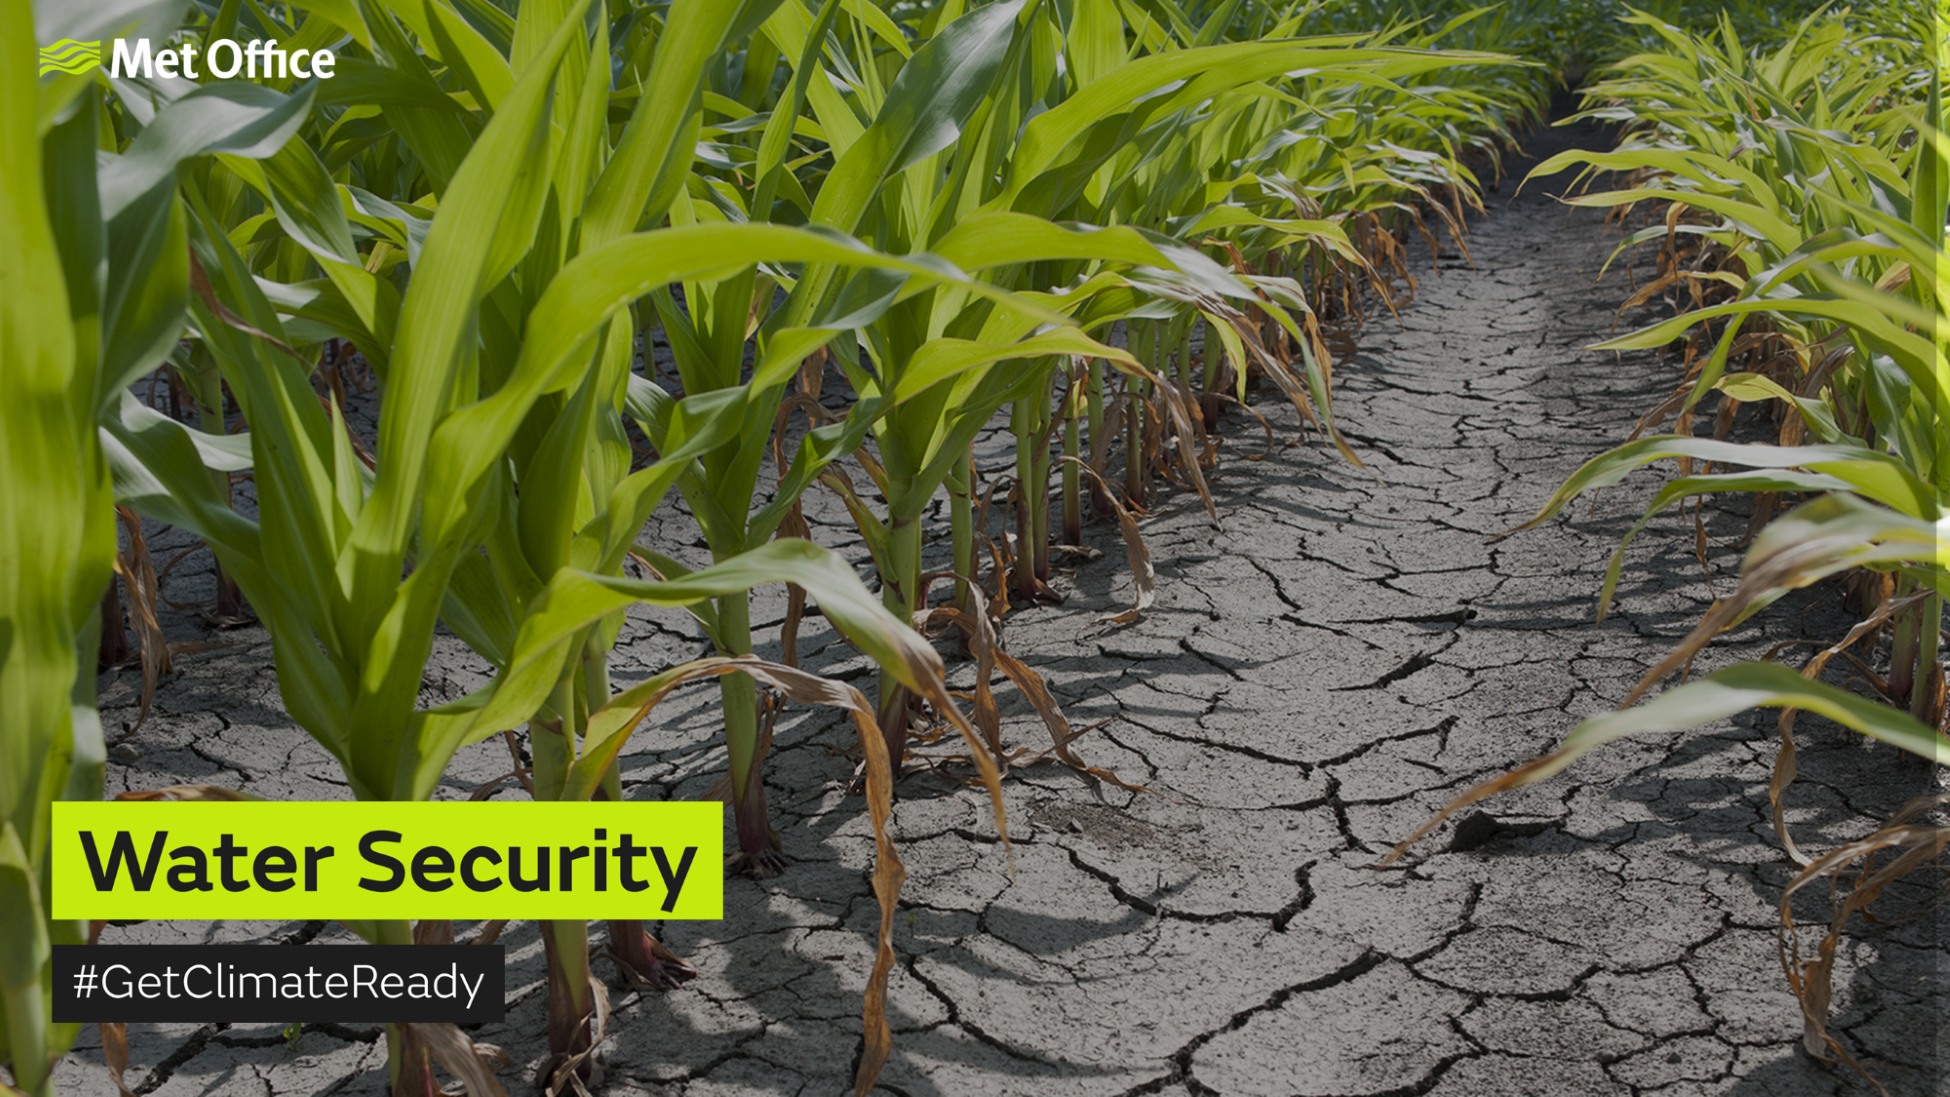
1908;74;1946;261
100;187;189;401
185;201;350;641
357;5;482;192
929;211;1182;272
1711;372;1844;442
1735;494;1950;610
0;823;50;996
1611;496;1950;718
585;388;747;572
1513;436;1940;529
1565;663;1950;770
414;0;514;112
256;272;401;379
320;56;475;112
583;0;778;247
1400;661;1950;863
349;0;593;612
1594;468;1855;622
406;539;934;799
5;5;123;1085
812;0;1025;234
1064;0;1125;88
760;0;867;158
288;0;371;47
4;0;114;857
625;549;724;644
98;80;317;219
218;134;359;266
890;329;1138;404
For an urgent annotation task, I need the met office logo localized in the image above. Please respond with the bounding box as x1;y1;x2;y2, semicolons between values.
37;37;339;80
38;39;101;74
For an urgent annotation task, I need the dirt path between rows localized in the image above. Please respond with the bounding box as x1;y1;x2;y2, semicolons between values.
64;114;1946;1097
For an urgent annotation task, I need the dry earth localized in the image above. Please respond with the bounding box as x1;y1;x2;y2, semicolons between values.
57;112;1947;1097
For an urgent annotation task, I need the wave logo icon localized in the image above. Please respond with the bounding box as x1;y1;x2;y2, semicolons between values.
39;39;102;76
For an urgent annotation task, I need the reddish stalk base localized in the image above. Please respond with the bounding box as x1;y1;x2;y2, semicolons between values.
606;920;699;990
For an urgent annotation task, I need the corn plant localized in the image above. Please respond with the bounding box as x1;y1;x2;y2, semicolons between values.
2;0;303;1088
0;22;114;1096
1003;3;1527;577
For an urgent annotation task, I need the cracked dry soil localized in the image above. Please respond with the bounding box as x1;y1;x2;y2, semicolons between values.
62;114;1947;1097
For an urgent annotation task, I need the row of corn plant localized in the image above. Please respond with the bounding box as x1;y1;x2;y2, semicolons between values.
1396;6;1946;1086
2;0;129;1091
765;0;1517;751
768;0;1532;663
8;1;1547;1095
